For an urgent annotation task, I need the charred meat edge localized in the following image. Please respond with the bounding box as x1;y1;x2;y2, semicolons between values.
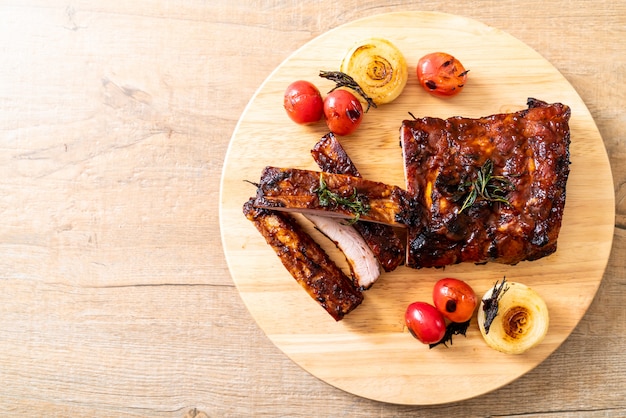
311;133;405;272
243;198;363;321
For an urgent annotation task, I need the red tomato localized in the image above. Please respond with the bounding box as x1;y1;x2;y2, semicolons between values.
416;52;468;98
323;89;363;136
283;80;324;124
432;278;477;323
405;301;446;345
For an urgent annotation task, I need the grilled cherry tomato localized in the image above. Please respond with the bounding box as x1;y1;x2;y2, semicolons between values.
416;52;468;98
433;278;477;323
405;301;446;345
323;89;363;136
283;80;324;124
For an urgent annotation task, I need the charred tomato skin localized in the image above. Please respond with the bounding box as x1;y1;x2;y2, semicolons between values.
416;52;468;98
323;89;363;136
283;80;324;124
433;278;477;323
405;301;447;344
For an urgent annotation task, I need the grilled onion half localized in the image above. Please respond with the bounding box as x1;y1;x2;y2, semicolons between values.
340;38;408;105
477;281;549;355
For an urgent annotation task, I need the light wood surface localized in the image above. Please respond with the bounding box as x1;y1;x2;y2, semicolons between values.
1;1;624;416
220;11;613;405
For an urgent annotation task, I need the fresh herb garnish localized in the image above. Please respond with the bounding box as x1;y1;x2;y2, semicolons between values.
243;179;260;188
319;70;377;112
429;319;471;349
314;173;370;224
458;159;515;213
482;277;509;335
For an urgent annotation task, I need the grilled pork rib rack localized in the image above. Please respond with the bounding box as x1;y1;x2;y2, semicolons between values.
401;98;571;267
244;98;571;319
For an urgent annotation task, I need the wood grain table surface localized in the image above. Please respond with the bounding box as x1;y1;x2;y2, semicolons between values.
0;1;624;417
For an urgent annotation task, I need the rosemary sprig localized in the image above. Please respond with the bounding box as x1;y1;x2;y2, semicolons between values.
458;159;515;213
314;173;370;224
319;70;377;112
429;319;471;349
481;277;509;335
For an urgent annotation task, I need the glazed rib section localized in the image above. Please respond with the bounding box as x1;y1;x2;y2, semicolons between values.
311;133;405;271
311;133;361;177
253;166;409;227
243;198;363;320
401;98;571;268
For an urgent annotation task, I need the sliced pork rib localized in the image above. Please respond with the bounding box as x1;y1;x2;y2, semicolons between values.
253;166;413;227
311;133;361;177
304;213;381;290
243;198;363;320
401;98;571;268
311;133;405;272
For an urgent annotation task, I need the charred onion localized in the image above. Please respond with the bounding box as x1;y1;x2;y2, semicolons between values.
477;281;549;354
340;38;408;105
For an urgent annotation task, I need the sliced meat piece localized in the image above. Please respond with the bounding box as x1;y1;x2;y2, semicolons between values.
243;198;363;321
351;222;406;272
253;166;413;227
311;132;361;177
304;213;381;290
401;98;571;268
311;133;405;272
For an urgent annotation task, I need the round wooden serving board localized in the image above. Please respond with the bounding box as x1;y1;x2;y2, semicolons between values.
219;12;614;405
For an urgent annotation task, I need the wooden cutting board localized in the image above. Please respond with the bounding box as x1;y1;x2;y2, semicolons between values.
219;11;614;405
